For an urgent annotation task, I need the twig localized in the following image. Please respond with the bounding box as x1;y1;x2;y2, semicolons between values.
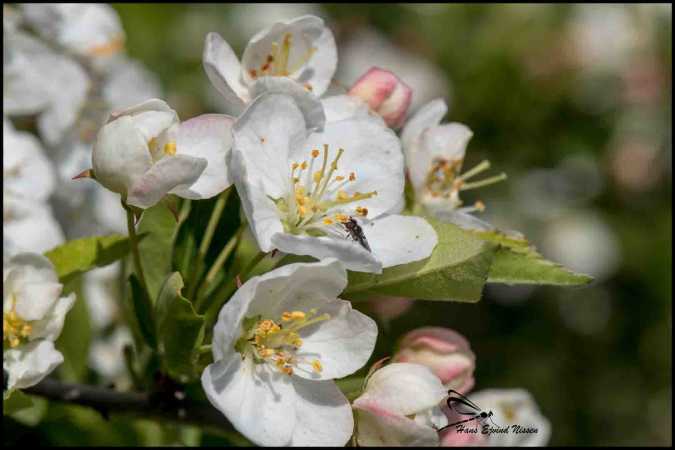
18;377;234;434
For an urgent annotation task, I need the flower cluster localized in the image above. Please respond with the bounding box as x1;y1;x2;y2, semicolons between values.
2;7;573;448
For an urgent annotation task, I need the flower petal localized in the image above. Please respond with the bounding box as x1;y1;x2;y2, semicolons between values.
92;115;153;195
354;362;447;416
321;94;384;125
295;299;377;380
201;357;295;446
231;93;309;250
290;377;354;446
299;118;404;218
3;340;63;391
249;76;325;131
126;155;207;209
109;98;179;142
30;293;76;341
2;198;64;256
354;406;440;447
4;252;59;287
211;259;348;360
202;32;248;113
172;114;234;199
13;282;64;322
271;232;382;273
432;209;495;231
401;97;447;155
361;215;438;268
241;15;337;96
409;122;473;191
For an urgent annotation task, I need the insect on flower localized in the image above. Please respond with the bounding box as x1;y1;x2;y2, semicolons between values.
342;216;371;252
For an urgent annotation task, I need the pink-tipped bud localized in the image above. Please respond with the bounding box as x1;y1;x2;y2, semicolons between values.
72;168;94;180
393;327;475;393
348;67;412;128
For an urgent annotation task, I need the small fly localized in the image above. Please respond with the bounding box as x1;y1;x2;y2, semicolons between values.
343;217;371;252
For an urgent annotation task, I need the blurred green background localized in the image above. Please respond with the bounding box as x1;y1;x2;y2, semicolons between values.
5;3;671;446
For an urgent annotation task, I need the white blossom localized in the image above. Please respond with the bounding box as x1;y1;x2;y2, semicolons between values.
353;362;449;446
402;98;506;230
231;93;438;273
202;259;377;446
91;98;233;209
203;14;336;128
3;253;75;391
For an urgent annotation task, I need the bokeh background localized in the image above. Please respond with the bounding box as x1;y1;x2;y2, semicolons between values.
4;3;672;446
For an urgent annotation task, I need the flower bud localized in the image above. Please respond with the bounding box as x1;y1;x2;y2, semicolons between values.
393;327;475;393
348;67;412;128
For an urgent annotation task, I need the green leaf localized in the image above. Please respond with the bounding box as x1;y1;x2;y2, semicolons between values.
3;391;48;426
155;272;205;382
473;229;594;286
129;274;157;350
137;202;181;302
56;277;91;382
344;220;497;302
45;234;134;283
335;376;366;402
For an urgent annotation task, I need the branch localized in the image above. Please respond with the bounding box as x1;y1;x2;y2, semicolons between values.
18;376;234;434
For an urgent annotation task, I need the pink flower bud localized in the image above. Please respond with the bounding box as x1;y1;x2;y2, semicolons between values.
393;327;475;393
348;67;412;128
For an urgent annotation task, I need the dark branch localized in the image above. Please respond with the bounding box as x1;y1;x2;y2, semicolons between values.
18;377;234;434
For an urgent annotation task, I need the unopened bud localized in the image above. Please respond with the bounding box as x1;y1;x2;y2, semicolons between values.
348;67;412;128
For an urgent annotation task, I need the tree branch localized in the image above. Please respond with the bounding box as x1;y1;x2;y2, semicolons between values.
19;377;234;434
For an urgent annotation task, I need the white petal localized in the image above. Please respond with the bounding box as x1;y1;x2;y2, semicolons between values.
3;196;64;256
92;115;153;195
295;299;377;380
401;97;447;155
354;362;447;416
30;293;76;341
300;118;404;218
232;93;308;197
321;94;385;126
173;114;234;199
126;155;207;209
354;407;440;447
361;215;438;268
211;259;347;360
13;282;63;322
433;210;495;231
468;389;552;446
3;340;63;391
290;377;353;446
271;232;382;273
201;357;295;446
231;94;308;251
249;76;325;131
409;122;473;191
3;122;55;201
4;252;59;286
241;15;337;96
202;32;248;113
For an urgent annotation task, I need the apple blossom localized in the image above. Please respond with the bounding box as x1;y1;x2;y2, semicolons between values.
231;92;438;273
348;67;413;128
393;327;475;394
201;259;377;446
3;253;76;391
352;362;449;446
91;98;233;209
3;194;64;257
202;14;335;127
401;98;506;230
19;3;125;66
462;389;552;446
3;30;90;146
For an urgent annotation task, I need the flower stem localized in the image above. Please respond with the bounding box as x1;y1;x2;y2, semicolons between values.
203;250;269;327
125;204;149;295
194;223;247;309
186;189;230;299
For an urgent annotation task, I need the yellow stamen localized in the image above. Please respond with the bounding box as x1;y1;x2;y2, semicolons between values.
164;142;177;156
312;360;323;373
311;149;320;158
